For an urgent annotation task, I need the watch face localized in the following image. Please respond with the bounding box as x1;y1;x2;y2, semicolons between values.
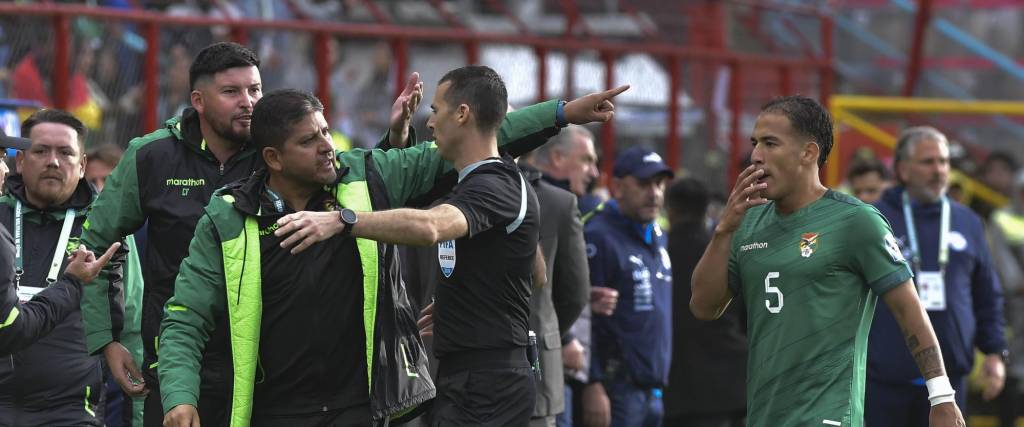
341;209;358;224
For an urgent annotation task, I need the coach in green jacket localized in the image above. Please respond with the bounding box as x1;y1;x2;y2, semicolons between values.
159;83;623;426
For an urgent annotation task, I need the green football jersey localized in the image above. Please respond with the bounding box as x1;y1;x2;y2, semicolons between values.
727;190;912;427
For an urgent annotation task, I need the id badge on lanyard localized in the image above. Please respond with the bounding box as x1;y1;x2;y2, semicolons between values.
902;192;949;311
14;201;77;302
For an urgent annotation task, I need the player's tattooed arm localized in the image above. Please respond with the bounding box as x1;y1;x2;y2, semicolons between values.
913;346;946;379
884;280;949;379
905;333;920;350
904;330;945;378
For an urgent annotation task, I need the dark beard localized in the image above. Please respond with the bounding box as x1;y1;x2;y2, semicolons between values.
209;116;250;146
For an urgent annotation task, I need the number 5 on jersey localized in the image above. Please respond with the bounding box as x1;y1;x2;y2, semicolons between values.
764;272;783;313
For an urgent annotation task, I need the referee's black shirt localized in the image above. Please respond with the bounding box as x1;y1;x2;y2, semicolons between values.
433;155;540;358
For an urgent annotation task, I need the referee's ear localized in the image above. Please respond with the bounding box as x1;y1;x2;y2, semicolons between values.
455;103;471;127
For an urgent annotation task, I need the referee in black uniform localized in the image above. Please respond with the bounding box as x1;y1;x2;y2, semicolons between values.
297;65;541;426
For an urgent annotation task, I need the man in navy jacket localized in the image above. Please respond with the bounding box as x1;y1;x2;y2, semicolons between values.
866;126;1007;426
583;147;673;427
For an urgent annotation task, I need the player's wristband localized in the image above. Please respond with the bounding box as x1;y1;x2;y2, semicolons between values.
926;375;956;406
555;100;569;128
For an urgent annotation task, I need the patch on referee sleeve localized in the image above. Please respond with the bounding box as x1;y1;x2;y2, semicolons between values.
438;240;456;278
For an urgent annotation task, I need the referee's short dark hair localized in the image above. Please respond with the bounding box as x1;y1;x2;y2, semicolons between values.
21;109;87;152
760;95;833;167
189;42;260;90
438;65;508;134
251;89;323;152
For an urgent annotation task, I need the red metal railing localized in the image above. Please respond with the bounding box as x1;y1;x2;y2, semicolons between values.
903;0;933;97
0;2;832;186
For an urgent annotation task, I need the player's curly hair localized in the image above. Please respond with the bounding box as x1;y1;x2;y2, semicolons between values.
760;96;833;167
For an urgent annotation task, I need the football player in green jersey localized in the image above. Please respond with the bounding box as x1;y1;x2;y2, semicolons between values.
690;96;965;427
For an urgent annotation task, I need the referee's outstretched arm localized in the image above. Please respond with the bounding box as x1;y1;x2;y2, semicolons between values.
271;203;470;253
352;204;469;246
691;165;767;320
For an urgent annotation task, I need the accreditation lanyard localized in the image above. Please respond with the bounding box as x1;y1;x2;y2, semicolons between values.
14;201;77;288
901;191;950;275
265;187;286;213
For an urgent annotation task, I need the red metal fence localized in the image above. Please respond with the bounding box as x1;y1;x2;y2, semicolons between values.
0;2;833;187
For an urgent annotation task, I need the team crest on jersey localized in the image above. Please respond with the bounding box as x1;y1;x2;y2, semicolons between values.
799;232;818;258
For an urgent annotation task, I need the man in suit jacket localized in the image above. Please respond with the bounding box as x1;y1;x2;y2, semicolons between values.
519;160;590;427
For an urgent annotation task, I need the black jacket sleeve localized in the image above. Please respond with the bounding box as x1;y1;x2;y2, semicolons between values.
103;239;129;344
0;225;84;356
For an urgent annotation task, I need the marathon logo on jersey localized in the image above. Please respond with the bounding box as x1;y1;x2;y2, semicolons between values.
438;240;456;278
740;242;768;252
166;177;207;196
259;223;280;237
800;232;818;258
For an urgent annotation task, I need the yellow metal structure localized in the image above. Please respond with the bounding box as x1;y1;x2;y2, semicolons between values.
828;95;1015;208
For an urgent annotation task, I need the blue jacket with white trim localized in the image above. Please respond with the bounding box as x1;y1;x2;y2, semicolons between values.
868;186;1006;382
585;200;673;387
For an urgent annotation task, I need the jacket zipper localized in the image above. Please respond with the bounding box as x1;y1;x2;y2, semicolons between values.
219;162;225;176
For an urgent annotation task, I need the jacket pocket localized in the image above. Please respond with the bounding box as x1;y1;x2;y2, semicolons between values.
542;331;562;350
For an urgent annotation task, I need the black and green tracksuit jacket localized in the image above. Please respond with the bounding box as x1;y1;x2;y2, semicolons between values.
0;175;142;426
158;102;562;425
0;227;85;357
80;108;264;383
